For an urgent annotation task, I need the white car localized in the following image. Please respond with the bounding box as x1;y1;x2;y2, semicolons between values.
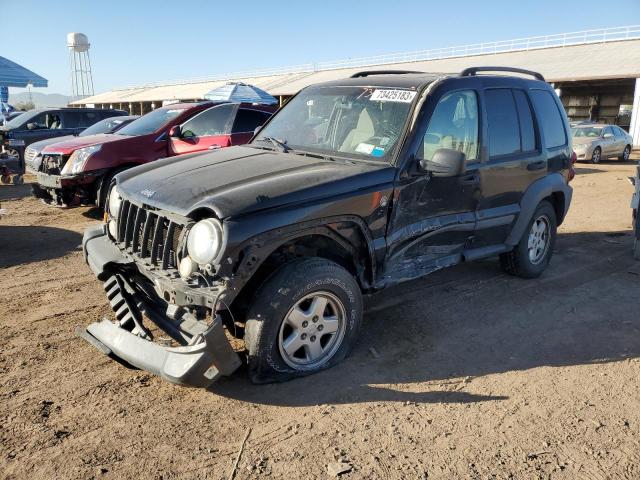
572;124;633;163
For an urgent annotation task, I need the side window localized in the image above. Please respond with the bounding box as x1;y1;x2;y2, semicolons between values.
232;109;272;133
421;90;478;162
80;111;99;127
27;113;48;129
181;104;234;138
614;126;625;137
485;89;520;157
513;90;536;152
46;113;64;129
530;90;567;149
603;126;614;138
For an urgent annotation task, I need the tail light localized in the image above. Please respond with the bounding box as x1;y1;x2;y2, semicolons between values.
568;151;577;183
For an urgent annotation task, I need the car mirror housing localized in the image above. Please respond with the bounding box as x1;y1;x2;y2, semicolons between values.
26;123;37;130
419;148;466;177
603;132;614;139
168;125;182;138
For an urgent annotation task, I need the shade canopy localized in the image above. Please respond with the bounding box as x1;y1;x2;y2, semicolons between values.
0;56;48;88
204;82;277;105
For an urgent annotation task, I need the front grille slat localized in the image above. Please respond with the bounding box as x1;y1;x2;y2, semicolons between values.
116;199;185;271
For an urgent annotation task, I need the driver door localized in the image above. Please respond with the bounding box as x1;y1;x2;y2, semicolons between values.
169;104;236;155
384;89;481;283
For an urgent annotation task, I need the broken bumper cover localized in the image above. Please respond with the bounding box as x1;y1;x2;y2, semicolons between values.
80;225;242;388
78;315;241;388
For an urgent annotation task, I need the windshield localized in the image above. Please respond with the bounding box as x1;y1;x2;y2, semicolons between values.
116;108;185;136
572;126;603;138
3;110;40;129
252;86;418;162
79;117;130;137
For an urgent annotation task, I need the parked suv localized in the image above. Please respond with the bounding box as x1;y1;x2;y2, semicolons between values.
32;102;276;209
79;67;574;388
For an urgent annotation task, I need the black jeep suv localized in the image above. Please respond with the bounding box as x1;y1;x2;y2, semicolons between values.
79;67;574;388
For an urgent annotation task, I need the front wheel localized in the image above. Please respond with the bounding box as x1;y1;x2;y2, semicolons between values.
244;257;363;383
620;145;631;162
500;200;557;278
591;147;602;164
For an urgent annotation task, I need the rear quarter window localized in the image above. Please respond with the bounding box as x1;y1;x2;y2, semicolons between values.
530;90;567;149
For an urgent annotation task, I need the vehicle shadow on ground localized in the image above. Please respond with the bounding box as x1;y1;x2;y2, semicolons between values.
0;225;82;268
0;183;32;201
210;229;640;406
574;166;605;175
82;207;103;220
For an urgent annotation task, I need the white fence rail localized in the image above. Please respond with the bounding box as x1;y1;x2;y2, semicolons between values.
116;25;640;91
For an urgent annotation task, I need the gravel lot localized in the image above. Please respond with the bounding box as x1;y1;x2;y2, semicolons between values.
1;157;640;480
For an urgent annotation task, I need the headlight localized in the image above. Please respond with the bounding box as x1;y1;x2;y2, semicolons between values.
108;186;122;218
186;219;223;265
61;144;102;174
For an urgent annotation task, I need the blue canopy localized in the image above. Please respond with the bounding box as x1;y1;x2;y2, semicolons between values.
204;82;277;105
0;56;48;88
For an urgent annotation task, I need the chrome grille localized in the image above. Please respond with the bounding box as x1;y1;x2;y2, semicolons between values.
116;199;185;271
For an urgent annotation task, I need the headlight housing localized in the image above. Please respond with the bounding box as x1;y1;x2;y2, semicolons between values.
61;144;102;174
186;219;223;266
108;185;122;218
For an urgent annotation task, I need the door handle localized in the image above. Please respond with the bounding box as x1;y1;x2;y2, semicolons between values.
458;172;480;185
527;160;546;171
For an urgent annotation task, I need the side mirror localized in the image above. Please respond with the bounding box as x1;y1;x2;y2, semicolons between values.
419;148;466;177
603;132;614;139
168;125;182;138
27;123;37;130
253;125;263;137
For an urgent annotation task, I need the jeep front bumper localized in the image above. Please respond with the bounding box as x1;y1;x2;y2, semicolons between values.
79;225;242;388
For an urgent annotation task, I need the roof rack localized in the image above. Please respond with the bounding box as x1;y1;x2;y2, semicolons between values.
350;70;425;78
460;66;545;81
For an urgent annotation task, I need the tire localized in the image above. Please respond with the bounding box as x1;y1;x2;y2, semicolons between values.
591;147;601;164
619;145;631;162
1;175;10;184
244;257;363;384
12;174;23;185
500;200;557;278
97;167;129;212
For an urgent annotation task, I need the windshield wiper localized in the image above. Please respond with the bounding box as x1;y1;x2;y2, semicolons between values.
260;136;292;153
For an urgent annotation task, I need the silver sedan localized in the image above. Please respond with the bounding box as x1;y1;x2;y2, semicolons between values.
572;124;633;163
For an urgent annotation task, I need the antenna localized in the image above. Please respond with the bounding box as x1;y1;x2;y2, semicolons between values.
67;32;94;102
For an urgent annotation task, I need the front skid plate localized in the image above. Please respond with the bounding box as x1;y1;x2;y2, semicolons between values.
77;316;242;388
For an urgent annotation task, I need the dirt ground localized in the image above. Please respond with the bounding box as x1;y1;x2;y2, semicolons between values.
1;157;640;480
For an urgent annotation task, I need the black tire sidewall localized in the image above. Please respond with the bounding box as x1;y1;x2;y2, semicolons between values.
591;147;601;164
245;257;363;383
514;201;557;278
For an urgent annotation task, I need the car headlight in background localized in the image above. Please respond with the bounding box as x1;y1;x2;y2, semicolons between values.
61;144;102;174
108;186;122;218
186;218;223;266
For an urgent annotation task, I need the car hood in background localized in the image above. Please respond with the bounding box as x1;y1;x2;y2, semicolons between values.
116;146;396;219
27;135;75;154
40;133;125;154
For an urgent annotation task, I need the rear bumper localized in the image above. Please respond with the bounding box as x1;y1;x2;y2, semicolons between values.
80;225;242;388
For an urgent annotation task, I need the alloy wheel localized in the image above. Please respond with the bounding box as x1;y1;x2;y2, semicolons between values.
278;291;347;370
528;215;551;265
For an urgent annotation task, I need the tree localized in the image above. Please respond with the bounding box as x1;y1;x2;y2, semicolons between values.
14;101;35;111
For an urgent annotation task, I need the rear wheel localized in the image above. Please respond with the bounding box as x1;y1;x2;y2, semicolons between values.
1;175;10;184
500;200;557;278
591;147;602;164
244;257;363;383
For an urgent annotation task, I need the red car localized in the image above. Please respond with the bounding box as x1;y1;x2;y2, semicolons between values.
32;101;276;209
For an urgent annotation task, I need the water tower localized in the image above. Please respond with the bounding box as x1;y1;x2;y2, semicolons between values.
67;32;94;101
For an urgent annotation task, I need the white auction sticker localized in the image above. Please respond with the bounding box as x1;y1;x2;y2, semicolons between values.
370;89;417;103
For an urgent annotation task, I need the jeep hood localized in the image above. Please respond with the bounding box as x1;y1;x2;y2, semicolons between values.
40;133;125;154
116;146;395;219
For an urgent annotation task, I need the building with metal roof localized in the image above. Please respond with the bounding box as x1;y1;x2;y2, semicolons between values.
71;25;640;145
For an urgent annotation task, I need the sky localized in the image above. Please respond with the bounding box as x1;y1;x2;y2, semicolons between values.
5;0;640;96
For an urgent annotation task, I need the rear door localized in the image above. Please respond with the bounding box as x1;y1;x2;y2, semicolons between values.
474;88;543;247
230;108;273;145
169;104;236;155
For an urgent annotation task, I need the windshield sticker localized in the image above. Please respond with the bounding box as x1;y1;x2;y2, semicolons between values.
355;143;375;154
371;147;385;157
370;89;417;103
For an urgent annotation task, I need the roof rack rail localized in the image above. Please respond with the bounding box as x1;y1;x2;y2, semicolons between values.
460;66;545;81
350;70;425;78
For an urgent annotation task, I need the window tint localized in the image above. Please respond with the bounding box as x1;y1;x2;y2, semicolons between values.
421;90;478;162
485;89;520;157
513;90;536;152
80;111;100;127
530;90;567;149
232;109;272;133
181;104;234;137
116;107;186;136
613;126;625;137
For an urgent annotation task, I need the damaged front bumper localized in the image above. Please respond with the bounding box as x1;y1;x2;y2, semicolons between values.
79;225;242;388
